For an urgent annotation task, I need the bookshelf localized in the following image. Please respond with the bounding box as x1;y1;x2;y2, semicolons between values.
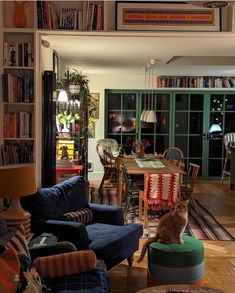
157;76;235;89
0;2;36;167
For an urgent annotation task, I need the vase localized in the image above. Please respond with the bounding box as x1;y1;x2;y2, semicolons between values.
13;1;29;28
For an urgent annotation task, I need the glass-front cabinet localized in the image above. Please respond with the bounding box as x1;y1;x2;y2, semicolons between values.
105;89;235;178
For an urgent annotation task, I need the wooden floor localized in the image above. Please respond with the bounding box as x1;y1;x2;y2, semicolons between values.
103;180;235;293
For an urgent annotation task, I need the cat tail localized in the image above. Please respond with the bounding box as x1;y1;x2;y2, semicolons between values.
136;237;158;263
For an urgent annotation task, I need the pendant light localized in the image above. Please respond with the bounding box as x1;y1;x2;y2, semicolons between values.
146;59;157;123
140;66;148;121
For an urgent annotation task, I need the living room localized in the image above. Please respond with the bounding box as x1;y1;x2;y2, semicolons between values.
0;1;235;292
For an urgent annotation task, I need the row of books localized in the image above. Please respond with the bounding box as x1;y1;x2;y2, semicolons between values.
0;143;34;166
37;1;103;31
157;76;235;88
4;112;34;139
2;74;34;103
3;42;34;67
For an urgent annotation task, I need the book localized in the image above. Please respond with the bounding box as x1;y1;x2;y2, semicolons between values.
59;8;77;30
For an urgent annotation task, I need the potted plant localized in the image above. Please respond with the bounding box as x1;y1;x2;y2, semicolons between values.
57;111;74;133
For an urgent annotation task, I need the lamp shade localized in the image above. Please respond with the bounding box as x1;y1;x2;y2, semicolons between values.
0;165;36;239
58;90;68;102
0;165;36;198
146;110;157;123
209;124;222;133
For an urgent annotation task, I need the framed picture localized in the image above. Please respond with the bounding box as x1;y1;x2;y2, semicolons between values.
89;93;100;119
116;2;220;31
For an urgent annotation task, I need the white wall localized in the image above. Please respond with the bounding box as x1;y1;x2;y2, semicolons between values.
88;72;144;180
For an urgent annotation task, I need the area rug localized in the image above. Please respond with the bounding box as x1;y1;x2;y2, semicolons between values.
90;187;234;241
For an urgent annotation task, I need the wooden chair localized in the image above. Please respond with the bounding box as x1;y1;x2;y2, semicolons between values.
221;132;235;183
180;162;200;215
96;139;120;202
139;173;181;228
121;165;142;222
163;147;184;163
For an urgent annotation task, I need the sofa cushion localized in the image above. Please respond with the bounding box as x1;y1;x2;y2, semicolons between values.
44;259;109;293
33;250;97;278
22;176;89;220
60;208;93;224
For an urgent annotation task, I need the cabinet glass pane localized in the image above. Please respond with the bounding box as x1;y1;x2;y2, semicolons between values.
155;136;169;154
107;93;121;109
175;136;187;156
156;93;169;110
225;113;235;132
190;94;203;110
225;94;235;111
141;122;154;134
141;135;154;154
122;135;135;155
189;136;202;157
122;112;136;133
123;93;136;110
175;94;189;110
210;112;223;126
175;112;188;133
156;113;169;133
210;94;223;111
107;111;121;133
189;112;203;134
209;136;223;157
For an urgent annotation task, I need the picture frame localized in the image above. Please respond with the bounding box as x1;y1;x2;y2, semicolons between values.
89;93;100;119
116;2;220;32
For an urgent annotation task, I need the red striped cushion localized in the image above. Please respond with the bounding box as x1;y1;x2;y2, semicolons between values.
61;208;93;224
33;250;97;278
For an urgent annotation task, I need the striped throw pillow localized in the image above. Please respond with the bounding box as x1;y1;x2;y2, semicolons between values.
33;250;97;278
61;208;93;224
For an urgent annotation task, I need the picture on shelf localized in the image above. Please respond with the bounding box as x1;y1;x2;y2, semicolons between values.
89;93;99;119
116;2;220;31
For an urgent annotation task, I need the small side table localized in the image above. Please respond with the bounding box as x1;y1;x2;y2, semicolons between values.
56;165;84;183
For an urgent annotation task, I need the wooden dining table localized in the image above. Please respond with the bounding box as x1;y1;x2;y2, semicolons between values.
116;156;187;207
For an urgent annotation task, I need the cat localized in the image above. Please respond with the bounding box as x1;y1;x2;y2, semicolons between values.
137;199;189;263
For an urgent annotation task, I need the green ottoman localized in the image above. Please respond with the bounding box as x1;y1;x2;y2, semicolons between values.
147;235;204;286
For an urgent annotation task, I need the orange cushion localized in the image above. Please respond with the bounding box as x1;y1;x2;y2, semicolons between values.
33;250;97;278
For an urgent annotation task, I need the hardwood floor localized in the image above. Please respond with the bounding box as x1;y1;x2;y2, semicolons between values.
104;180;235;293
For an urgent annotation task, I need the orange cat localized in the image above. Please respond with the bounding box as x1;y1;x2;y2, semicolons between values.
137;199;189;263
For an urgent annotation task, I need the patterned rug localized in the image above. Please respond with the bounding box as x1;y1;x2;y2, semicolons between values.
90;187;234;241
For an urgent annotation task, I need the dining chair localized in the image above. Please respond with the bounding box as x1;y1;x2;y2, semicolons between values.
163;147;184;163
121;165;143;222
180;162;200;215
96;139;120;202
221;132;235;183
139;173;181;228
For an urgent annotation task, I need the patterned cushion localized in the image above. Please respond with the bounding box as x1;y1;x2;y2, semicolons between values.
60;208;93;224
33;250;97;278
0;226;30;258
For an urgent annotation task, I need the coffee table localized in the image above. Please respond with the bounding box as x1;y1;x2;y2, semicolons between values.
136;284;225;293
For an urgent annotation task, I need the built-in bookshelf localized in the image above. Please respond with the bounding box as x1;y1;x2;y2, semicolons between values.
0;4;35;167
37;1;104;31
157;76;235;88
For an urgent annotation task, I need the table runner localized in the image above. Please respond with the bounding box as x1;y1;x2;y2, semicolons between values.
135;158;165;169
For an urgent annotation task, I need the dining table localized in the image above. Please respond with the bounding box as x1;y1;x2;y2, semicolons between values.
116;155;187;207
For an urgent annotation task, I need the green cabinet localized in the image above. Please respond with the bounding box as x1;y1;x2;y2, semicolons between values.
105;89;235;178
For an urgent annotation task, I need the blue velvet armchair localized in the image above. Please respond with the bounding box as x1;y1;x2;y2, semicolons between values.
22;176;143;270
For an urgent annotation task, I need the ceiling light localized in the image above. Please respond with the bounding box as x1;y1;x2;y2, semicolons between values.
203;1;229;8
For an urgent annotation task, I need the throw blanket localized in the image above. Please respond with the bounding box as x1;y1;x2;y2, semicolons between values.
145;173;180;210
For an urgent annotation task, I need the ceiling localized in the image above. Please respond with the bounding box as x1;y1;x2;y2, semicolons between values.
42;1;235;76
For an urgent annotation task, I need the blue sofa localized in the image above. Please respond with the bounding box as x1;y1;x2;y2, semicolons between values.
22;176;143;270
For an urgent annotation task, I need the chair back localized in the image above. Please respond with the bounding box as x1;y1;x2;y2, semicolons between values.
224;132;235;157
96;139;119;170
185;162;200;193
163;147;184;162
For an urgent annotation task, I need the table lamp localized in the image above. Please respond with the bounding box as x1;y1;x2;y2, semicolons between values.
0;164;36;239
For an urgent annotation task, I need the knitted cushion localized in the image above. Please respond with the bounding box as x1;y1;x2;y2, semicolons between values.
33;250;97;278
0;226;30;258
148;235;204;285
60;208;93;224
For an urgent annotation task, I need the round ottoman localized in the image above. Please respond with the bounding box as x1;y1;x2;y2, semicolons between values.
147;235;204;286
